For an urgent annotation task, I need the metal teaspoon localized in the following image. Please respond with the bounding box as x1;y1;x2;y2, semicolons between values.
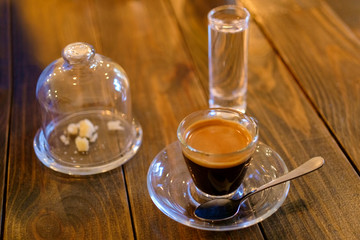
194;156;325;221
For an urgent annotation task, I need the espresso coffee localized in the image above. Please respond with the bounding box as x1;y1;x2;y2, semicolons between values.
182;118;253;196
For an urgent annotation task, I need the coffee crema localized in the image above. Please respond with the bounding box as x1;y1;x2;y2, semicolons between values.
183;118;253;169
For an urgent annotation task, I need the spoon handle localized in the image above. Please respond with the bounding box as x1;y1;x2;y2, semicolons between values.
244;156;324;199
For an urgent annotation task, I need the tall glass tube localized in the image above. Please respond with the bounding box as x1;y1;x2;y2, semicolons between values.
208;5;250;113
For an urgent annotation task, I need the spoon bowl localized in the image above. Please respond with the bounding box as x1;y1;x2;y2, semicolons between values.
194;156;325;221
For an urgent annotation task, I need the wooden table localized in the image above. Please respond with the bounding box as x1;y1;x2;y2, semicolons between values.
1;0;359;239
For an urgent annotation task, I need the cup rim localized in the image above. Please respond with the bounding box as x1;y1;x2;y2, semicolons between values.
208;5;250;27
177;108;259;158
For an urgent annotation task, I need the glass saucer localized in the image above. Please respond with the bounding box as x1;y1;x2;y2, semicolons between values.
34;111;142;175
147;142;290;231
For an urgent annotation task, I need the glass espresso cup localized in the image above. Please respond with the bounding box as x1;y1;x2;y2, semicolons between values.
177;108;259;198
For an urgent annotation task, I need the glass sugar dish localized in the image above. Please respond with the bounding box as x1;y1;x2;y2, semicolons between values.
34;42;142;175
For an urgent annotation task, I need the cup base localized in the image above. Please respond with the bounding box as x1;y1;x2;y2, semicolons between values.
188;182;244;207
209;101;246;113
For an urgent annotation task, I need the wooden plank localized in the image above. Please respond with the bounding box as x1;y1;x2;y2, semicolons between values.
5;0;265;239
0;0;11;233
171;0;360;239
96;0;265;238
324;0;360;38
246;22;360;240
5;0;134;239
241;0;360;171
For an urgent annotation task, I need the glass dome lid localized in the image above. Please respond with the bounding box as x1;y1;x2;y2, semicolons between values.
34;42;142;175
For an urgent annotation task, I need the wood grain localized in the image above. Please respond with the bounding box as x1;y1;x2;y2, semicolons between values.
324;0;360;38
0;2;9;239
98;0;264;239
5;0;263;239
246;19;360;240
0;0;11;234
241;0;360;171
5;0;134;239
3;0;360;239
171;0;360;239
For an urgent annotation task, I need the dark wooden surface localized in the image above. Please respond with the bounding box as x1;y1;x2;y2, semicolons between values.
1;0;359;239
0;0;11;232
